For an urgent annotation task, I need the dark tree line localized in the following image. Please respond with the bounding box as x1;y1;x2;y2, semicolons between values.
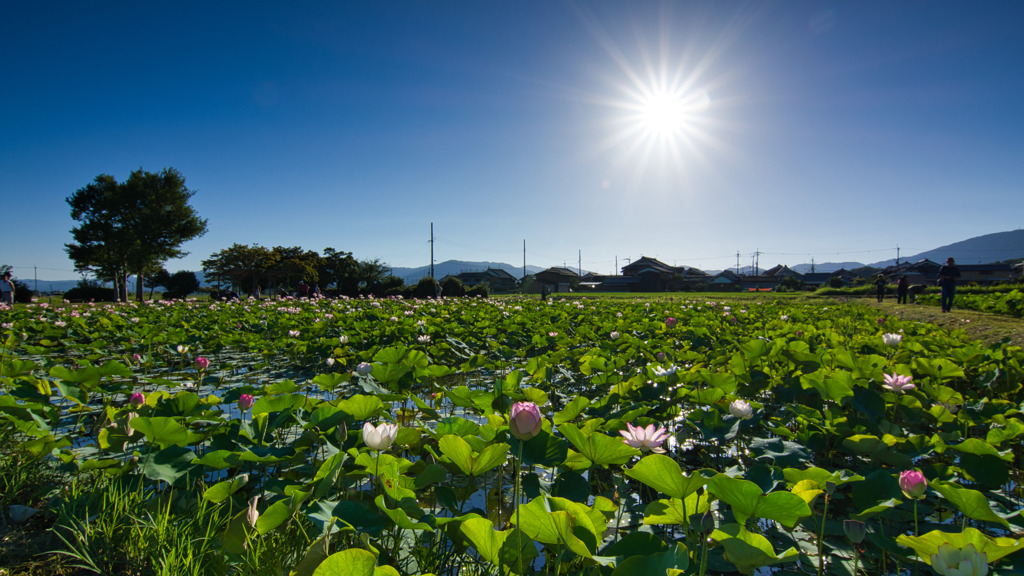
201;244;402;297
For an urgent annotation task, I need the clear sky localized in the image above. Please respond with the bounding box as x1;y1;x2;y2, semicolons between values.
3;1;1022;281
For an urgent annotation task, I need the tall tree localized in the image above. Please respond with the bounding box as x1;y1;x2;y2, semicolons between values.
66;168;208;301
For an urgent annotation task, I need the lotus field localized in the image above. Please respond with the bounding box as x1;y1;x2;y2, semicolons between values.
2;295;1023;575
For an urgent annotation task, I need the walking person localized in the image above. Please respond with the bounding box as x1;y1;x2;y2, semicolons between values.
937;257;961;312
896;275;909;304
874;274;887;303
1;271;14;305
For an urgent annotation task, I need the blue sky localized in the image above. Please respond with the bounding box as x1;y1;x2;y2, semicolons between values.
3;1;1022;281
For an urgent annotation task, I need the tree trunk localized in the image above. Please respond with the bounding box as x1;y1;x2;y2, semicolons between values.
136;272;145;301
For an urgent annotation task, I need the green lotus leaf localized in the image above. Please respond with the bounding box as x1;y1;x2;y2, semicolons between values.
438;434;509;477
312;548;377;576
337;394;385;421
559;423;640;467
896;527;1024;565
457;517;537;570
251;393;307;416
930;480;1010;528
710;523;800;574
707;474;811;529
143;445;197;485
609;543;688;576
375;494;436;531
625;454;706;500
203;473;249;504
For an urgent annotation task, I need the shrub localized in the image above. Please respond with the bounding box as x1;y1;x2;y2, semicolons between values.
440;276;466;297
414;276;440;299
466;284;490;298
63;285;117;302
162;271;199;300
12;279;34;303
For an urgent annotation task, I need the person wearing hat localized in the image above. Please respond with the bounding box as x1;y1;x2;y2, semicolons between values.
937;257;961;312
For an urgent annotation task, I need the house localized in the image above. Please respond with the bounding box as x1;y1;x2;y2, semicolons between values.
708;270;742;291
620;256;709;292
956;263;1014;285
529;267;579;294
882;259;941;287
452;268;519;293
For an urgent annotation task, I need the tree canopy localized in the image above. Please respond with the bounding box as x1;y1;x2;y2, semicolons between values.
202;244;403;297
65;168;208;301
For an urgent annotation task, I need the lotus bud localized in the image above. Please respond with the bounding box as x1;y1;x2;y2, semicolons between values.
356;362;373;376
509;401;542;440
899;469;928;499
238;394;255;411
246;495;260;528
129;392;145;409
194;356;210;370
843;519;866;544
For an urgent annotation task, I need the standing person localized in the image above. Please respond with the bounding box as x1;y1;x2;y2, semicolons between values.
937;257;961;312
874;274;887;303
0;271;13;305
896;275;910;304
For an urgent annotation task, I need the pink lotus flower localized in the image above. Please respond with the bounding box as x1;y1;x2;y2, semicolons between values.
129;392;145;409
665;317;677;329
899;469;928;499
194;356;210;370
238;394;255;411
246;495;260;528
509;402;542;440
883;373;915;393
620;423;669;453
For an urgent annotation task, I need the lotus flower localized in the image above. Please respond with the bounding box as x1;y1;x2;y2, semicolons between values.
325;357;335;367
729;399;753;420
899;469;928;499
620;423;669;453
355;362;373;376
194;356;210;370
609;331;620;340
883;333;903;347
665;317;677;329
246;495;260;528
653;364;677;377
129;392;145;409
238;394;255;411
509;401;542;440
931;543;988;576
362;422;399;451
883;373;915;393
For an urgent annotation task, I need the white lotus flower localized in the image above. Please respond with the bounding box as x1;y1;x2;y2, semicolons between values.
362;422;399;451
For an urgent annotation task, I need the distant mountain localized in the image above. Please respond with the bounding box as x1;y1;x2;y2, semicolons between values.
868;229;1024;268
790;262;866;274
391;260;546;285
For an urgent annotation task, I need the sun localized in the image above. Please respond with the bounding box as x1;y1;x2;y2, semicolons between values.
637;89;710;138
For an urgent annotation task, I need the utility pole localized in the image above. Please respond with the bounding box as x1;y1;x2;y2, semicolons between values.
811;257;816;273
615;256;618;276
578;250;582;277
736;251;740;274
896;245;900;267
522;239;526;281
34;266;38;296
429;223;434;279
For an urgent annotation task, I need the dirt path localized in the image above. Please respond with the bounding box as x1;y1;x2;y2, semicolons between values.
854;298;1024;347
